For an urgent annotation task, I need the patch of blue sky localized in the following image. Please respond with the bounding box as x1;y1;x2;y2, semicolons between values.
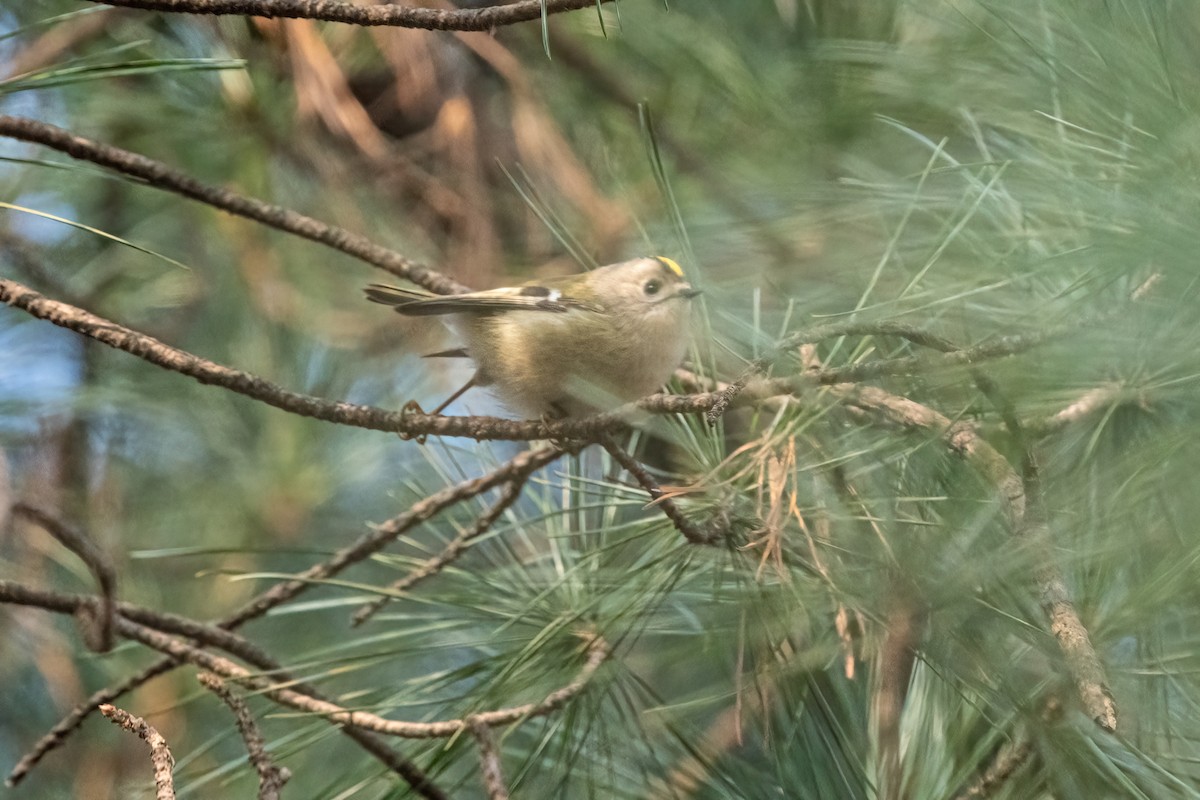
0;315;81;433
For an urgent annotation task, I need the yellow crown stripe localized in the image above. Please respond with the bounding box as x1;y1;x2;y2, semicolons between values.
654;256;684;277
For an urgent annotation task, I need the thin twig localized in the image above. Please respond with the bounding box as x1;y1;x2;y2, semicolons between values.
86;0;606;30
1019;473;1117;731
468;716;510;800
224;445;562;626
11;502;117;652
980;363;1118;732
198;673;291;800
1025;383;1124;438
953;734;1034;800
352;473;533;626
112;616;608;739
0;115;463;294
952;698;1061;799
98;704;175;800
776;320;961;353
704;358;768;425
600;435;721;545
6;660;177;788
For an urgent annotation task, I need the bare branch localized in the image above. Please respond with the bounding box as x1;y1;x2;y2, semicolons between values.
0;115;463;294
112;615;609;739
11;502;117;652
600;435;722;545
98;704;175;800
352;473;533;626
198;673;291;800
85;0;607;30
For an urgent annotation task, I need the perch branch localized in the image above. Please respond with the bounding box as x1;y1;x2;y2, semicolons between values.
85;0;607;30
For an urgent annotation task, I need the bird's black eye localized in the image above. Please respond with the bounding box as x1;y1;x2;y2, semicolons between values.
644;279;662;296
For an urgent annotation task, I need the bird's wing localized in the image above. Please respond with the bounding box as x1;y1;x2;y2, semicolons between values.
364;284;603;316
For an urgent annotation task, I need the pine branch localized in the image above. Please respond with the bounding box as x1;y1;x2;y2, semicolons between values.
84;0;608;30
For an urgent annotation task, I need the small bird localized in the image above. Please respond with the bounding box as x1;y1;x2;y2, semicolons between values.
365;256;700;419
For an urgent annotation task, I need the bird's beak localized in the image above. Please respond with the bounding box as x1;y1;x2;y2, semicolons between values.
679;285;702;299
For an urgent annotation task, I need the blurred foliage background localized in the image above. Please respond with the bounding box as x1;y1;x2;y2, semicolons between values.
4;0;1200;797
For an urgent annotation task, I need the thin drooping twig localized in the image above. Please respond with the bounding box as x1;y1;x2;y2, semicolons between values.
5;446;558;793
11;502;117;652
978;363;1118;732
599;435;721;545
0;115;464;294
197;673;291;800
352;473;533;626
1;580;600;790
0;580;451;799
6;660;177;788
98;704;175;800
704;358;769;425
86;0;606;30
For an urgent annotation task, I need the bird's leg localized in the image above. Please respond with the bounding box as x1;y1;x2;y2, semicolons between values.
430;374;479;416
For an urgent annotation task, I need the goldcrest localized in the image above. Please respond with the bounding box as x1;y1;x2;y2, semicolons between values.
366;256;700;418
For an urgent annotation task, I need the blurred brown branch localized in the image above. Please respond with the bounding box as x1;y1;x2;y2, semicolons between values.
11;502;117;653
85;0;609;30
0;114;465;294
